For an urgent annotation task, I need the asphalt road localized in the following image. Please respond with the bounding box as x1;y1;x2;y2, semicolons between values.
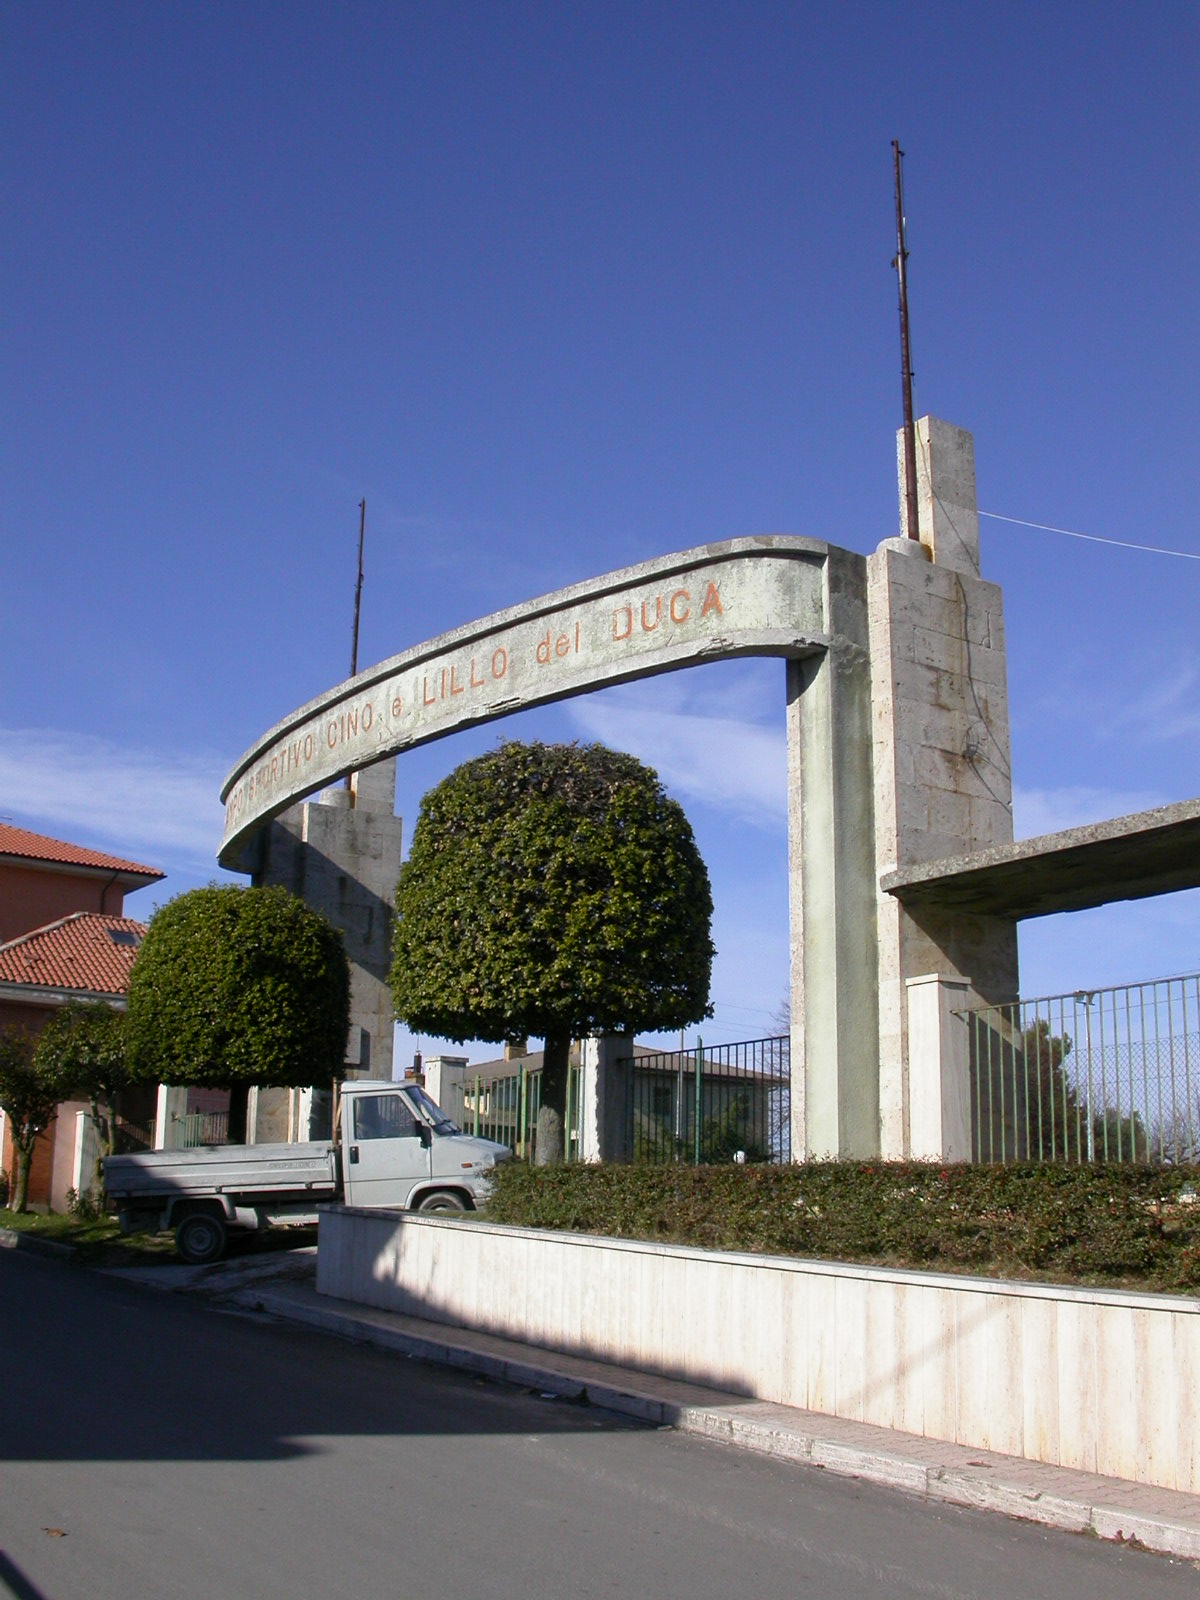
0;1251;1194;1600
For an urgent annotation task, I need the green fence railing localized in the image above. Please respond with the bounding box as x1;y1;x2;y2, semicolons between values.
447;1063;582;1162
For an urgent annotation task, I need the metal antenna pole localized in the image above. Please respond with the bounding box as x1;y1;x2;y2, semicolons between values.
345;499;366;797
350;498;366;677
892;140;920;542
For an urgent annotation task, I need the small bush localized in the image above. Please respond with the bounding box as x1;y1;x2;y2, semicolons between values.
0;1169;8;1208
487;1160;1200;1295
65;1186;104;1221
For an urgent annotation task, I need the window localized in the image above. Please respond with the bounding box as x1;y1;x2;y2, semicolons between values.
353;1093;419;1141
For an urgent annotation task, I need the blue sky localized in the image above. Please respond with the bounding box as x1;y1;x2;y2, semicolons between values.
2;3;1198;1064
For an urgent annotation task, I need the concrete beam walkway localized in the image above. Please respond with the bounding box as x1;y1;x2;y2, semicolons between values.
204;1264;1200;1566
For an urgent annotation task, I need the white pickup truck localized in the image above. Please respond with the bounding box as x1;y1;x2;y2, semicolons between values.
104;1079;510;1264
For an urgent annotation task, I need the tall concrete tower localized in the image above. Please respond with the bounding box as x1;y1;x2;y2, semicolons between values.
250;757;404;1140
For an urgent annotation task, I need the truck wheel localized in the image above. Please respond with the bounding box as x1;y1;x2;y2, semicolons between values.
417;1191;468;1214
176;1211;228;1265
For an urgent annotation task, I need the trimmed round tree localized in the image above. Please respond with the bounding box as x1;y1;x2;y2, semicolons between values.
0;1026;74;1213
390;741;714;1163
127;885;350;1140
34;1001;130;1191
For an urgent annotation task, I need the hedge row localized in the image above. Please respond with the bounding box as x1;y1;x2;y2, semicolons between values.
486;1160;1200;1294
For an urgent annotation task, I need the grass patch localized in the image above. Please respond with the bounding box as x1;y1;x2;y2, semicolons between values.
0;1209;317;1268
487;1160;1200;1297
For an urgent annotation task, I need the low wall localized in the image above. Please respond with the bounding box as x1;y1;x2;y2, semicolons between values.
316;1207;1200;1494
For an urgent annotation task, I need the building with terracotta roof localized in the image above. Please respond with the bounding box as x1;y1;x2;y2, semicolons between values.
0;825;164;1210
0;822;162;944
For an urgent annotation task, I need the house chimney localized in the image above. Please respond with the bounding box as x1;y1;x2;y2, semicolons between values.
504;1038;529;1062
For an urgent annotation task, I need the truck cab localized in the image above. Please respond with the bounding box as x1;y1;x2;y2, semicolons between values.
338;1079;508;1213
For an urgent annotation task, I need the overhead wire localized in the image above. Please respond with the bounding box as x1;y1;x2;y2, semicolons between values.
979;511;1200;563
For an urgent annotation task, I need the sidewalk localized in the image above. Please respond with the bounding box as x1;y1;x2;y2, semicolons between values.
140;1248;1200;1566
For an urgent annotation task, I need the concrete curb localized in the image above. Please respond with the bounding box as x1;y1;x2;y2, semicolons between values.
240;1284;1200;1565
0;1225;76;1261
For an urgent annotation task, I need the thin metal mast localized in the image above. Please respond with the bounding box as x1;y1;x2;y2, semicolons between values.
345;499;366;797
350;498;366;677
892;140;920;542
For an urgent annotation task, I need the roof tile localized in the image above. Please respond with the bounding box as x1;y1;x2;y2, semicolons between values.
0;913;147;998
0;822;162;881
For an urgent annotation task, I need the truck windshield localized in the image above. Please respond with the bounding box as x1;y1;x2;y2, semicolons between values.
402;1085;460;1135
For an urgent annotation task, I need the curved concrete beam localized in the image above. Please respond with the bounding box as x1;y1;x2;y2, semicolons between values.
219;536;832;869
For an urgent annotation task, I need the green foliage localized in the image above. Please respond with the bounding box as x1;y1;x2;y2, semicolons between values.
1022;1020;1087;1160
126;885;351;1089
699;1093;768;1164
65;1185;103;1221
1021;1021;1151;1162
487;1160;1200;1294
390;741;714;1045
0;1025;74;1213
34;1001;130;1169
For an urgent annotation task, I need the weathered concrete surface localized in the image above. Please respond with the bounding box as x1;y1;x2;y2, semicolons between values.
317;1207;1200;1499
906;974;973;1160
220;538;829;869
884;796;1200;919
580;1032;636;1162
219;419;1025;1161
869;421;1018;1156
253;1272;1200;1562
787;548;879;1159
252;758;403;1112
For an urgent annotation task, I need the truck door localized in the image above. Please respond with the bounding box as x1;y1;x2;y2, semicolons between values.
344;1089;431;1208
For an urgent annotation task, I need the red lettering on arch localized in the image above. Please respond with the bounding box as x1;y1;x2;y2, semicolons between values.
700;582;723;618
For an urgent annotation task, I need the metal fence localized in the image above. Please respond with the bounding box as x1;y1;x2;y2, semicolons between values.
958;974;1200;1165
167;1111;230;1150
621;1035;791;1164
444;1063;583;1162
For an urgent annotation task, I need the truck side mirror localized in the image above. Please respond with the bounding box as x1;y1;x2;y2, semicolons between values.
417;1125;432;1148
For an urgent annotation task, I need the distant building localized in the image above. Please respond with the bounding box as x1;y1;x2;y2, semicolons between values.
0;825;163;1208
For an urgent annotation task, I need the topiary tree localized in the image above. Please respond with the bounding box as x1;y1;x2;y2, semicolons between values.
126;885;351;1141
390;741;714;1164
0;1026;73;1213
34;1001;131;1194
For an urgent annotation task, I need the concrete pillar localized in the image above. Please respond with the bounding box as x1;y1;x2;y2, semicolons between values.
787;548;879;1159
906;974;973;1161
252;758;404;1141
579;1033;635;1163
869;419;1019;1158
424;1055;468;1122
153;1084;189;1150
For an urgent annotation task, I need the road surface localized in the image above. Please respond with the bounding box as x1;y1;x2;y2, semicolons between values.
0;1251;1194;1599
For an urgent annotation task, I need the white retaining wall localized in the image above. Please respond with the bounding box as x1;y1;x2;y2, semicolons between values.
317;1207;1200;1494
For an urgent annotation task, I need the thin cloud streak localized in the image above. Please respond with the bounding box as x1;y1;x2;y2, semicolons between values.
0;727;228;873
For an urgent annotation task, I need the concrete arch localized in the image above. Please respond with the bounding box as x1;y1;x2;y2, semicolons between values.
220;537;831;867
220;422;1020;1159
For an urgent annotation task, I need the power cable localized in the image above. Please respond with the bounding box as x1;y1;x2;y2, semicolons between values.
980;511;1200;563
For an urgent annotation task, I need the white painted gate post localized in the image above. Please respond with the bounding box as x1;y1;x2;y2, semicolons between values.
906;973;973;1161
787;549;880;1160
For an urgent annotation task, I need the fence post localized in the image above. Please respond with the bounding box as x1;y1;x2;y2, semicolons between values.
569;1062;579;1164
694;1036;704;1164
906;975;972;1160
